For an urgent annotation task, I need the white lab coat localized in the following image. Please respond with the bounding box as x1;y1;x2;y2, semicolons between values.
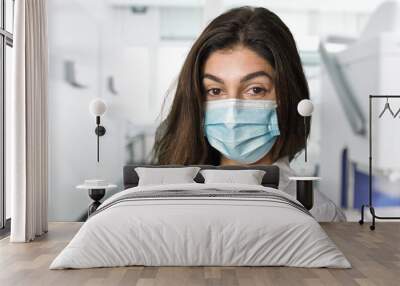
273;156;346;222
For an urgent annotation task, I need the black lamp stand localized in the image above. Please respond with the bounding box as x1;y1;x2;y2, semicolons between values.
95;115;106;162
88;188;106;216
304;116;308;162
296;180;314;210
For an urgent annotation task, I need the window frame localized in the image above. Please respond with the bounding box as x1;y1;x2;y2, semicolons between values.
0;0;14;232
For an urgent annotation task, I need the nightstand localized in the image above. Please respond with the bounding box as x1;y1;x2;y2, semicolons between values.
76;183;117;217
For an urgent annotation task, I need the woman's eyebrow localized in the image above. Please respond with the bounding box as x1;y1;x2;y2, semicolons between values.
202;71;272;83
240;71;272;83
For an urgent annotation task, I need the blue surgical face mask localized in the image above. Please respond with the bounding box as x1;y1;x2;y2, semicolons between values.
204;99;280;164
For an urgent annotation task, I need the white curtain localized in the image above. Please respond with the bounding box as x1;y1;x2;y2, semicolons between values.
9;0;48;242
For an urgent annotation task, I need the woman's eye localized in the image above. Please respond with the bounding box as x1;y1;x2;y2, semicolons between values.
207;88;222;96
246;87;268;96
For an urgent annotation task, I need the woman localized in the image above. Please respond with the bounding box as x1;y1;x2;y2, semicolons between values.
152;6;345;222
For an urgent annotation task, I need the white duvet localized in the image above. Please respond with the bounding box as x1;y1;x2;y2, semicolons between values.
50;183;351;269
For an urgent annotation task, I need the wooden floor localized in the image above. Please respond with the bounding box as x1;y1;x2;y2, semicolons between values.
0;222;399;286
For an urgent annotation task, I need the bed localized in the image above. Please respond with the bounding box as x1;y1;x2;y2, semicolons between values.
49;165;350;269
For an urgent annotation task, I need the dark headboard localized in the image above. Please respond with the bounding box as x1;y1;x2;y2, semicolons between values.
123;164;280;189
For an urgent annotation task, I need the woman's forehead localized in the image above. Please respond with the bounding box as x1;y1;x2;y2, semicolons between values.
203;46;275;81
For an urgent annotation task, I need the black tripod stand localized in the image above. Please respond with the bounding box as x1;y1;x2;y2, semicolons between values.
359;95;400;230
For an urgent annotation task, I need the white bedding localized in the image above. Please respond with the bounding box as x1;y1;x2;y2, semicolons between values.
50;183;351;269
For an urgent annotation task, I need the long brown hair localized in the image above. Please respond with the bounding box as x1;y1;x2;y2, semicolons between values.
152;6;310;165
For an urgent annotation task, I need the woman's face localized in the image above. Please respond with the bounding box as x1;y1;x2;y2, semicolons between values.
202;44;276;101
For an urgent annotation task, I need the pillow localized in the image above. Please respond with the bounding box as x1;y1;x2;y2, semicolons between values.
200;169;266;185
135;167;201;186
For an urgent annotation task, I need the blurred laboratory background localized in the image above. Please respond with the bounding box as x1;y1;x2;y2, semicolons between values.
47;0;400;221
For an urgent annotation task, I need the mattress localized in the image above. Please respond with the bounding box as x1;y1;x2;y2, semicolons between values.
50;183;351;269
